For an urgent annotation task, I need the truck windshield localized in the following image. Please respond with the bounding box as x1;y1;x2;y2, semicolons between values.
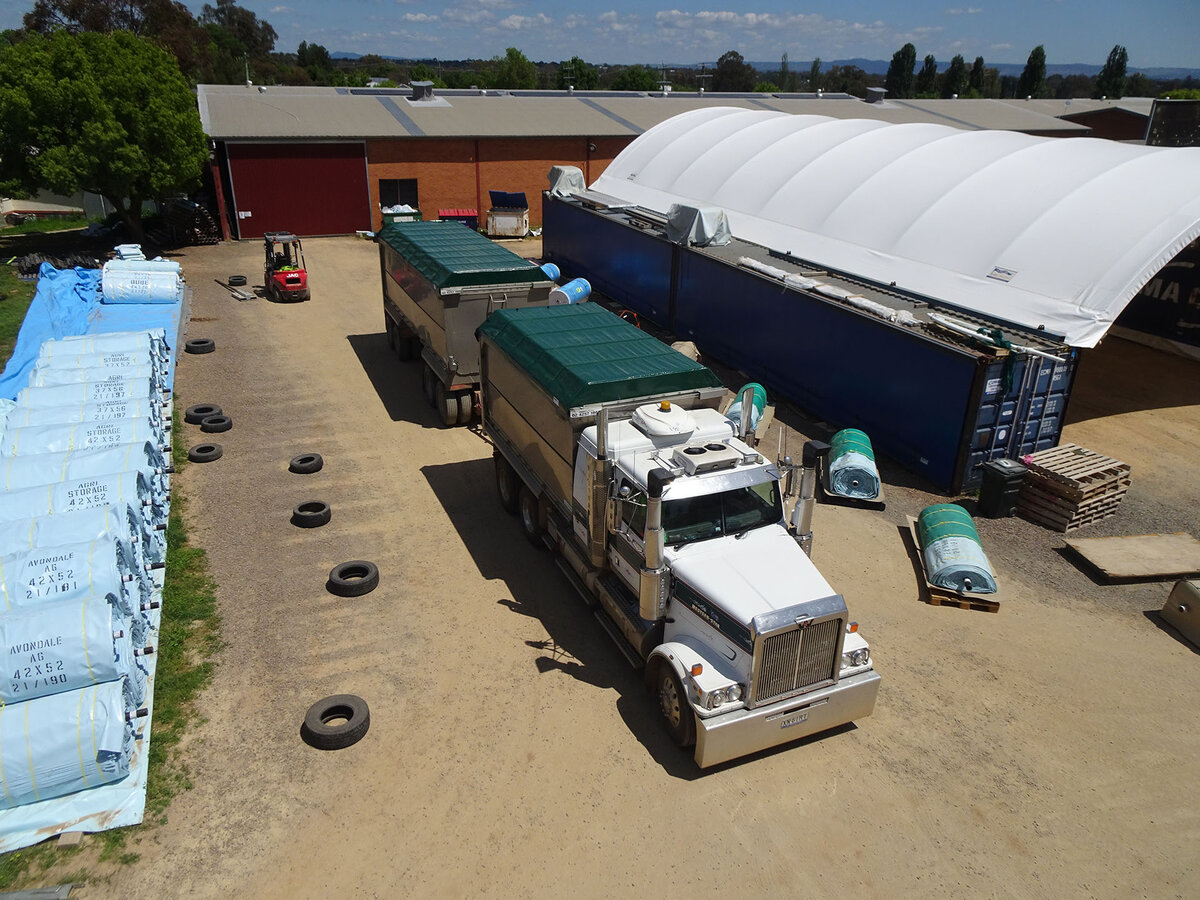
662;481;782;545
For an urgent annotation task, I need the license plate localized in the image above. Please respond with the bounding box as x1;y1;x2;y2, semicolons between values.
778;711;808;729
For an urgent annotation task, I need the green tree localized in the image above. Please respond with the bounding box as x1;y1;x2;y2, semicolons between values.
490;47;537;89
0;30;207;240
779;51;795;92
808;57;821;91
754;81;780;93
885;43;916;98
1127;72;1153;96
915;54;938;96
968;56;986;96
1017;44;1046;98
199;0;276;58
610;64;658;91
941;54;967;98
712;50;755;91
1095;44;1128;98
296;40;331;72
557;55;598;90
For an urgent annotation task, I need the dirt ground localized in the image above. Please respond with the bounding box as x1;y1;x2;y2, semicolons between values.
67;235;1200;898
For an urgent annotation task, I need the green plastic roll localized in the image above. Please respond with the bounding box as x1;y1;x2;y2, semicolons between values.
727;382;767;429
827;428;880;499
917;504;997;594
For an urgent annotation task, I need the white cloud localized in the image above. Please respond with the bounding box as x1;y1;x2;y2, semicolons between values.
498;13;553;30
945;7;984;14
400;13;436;22
443;7;494;24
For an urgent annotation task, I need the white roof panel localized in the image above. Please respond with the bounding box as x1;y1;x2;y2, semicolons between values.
590;107;1200;347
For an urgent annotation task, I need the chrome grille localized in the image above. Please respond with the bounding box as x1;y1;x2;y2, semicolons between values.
752;618;841;705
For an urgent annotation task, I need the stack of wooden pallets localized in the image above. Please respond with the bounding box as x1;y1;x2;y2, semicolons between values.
1017;444;1131;532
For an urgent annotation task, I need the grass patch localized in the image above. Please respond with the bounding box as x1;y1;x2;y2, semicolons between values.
1;216;91;235
0;406;222;889
0;263;37;366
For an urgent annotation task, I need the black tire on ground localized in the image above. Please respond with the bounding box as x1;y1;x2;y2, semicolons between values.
187;442;223;463
227;274;247;286
185;338;215;354
517;486;545;548
289;453;324;474
327;560;380;597
291;500;331;528
494;453;520;514
456;391;473;425
300;694;370;751
653;662;696;748
433;381;457;427
184;403;222;424
200;414;232;433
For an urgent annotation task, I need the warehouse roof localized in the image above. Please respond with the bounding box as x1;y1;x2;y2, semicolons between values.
589;107;1200;348
196;84;1088;140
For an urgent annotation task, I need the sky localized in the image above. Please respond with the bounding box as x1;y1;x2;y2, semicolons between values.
1;0;1197;69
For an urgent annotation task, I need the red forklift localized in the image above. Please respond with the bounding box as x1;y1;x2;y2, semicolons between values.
263;232;311;302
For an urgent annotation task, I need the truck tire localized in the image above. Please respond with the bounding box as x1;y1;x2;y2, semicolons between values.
291;500;331;528
384;316;397;352
187;442;223;464
518;486;545;549
456;391;473;425
200;414;232;433
184;403;222;424
421;364;436;405
494;453;520;514
300;694;370;750
289;453;323;474
434;381;457;427
185;338;215;354
327;560;379;597
653;662;696;748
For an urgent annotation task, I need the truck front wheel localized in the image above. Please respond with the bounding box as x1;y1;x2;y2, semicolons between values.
654;663;696;748
495;454;519;514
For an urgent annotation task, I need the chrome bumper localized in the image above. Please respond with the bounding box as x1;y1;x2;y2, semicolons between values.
693;669;881;768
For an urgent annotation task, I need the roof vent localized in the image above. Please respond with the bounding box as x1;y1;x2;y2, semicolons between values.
411;80;434;101
866;87;886;103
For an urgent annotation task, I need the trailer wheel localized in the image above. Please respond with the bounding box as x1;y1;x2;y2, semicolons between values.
518;486;545;548
654;662;696;748
456;391;473;425
433;381;457;427
421;364;436;405
494;453;520;514
327;560;379;597
300;694;370;750
384;316;397;352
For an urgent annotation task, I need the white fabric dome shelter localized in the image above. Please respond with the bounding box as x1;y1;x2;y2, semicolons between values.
590;107;1200;348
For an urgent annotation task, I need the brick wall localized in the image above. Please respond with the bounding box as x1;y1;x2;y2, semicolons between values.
366;136;632;231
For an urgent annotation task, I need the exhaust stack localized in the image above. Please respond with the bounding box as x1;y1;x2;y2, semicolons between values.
790;440;830;557
639;467;674;620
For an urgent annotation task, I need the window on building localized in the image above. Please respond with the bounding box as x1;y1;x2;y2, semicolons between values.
379;178;419;209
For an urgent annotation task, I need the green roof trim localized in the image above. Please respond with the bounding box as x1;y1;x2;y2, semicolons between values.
378;221;551;290
479;304;722;409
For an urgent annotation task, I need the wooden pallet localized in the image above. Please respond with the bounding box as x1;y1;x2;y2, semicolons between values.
1018;443;1131;532
905;518;1000;613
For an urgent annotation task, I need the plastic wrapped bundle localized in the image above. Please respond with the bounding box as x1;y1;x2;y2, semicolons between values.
0;418;166;457
2;397;166;438
0;680;138;810
0;470;163;529
0;502;161;574
917;504;998;594
100;261;183;304
0;399;12;433
725;382;767;431
29;363;162;391
0;538;155;629
33;352;168;389
827;428;881;500
102;257;181;276
0;441;170;508
44;329;169;363
16;377;166;409
0;593;146;705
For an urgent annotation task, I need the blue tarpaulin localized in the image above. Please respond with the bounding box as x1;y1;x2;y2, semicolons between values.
0;265;102;401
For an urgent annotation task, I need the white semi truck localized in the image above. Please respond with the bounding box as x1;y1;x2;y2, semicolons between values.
478;303;880;767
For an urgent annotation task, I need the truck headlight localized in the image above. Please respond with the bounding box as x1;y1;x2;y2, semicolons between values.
841;649;870;668
700;683;745;709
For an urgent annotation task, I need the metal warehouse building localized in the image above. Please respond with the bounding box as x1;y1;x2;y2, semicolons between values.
197;84;1097;241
